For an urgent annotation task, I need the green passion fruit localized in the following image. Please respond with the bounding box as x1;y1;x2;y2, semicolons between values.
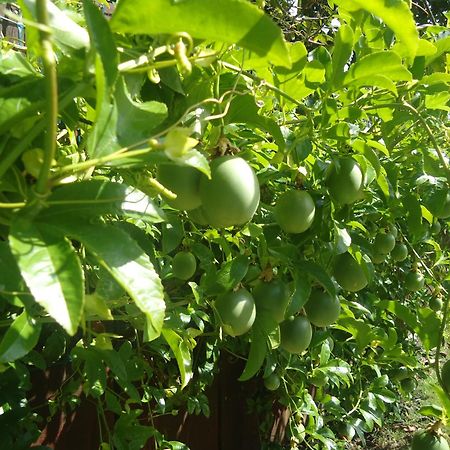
199;156;260;228
263;373;281;391
401;377;417;393
304;289;341;327
280;316;312;354
252;279;290;323
215;289;256;337
274;190;315;234
430;296;443;311
157;163;204;211
441;360;450;393
391;243;408;262
425;187;450;219
405;271;425;292
411;430;450;450
333;253;368;292
326;157;364;205
431;221;442;234
371;252;386;264
374;232;396;254
172;251;197;280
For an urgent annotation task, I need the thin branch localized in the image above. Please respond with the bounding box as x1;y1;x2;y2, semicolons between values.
35;0;58;196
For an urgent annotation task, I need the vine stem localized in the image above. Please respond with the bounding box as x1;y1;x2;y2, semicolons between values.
35;0;58;196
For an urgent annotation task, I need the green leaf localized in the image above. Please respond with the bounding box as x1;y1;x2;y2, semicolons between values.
88;78;168;158
331;24;354;88
203;255;250;295
425;36;450;67
286;271;311;317
110;0;291;68
83;0;118;88
0;50;37;77
162;328;193;388
336;0;419;59
225;94;285;151
344;52;412;86
22;0;89;51
239;312;277;381
297;260;336;297
9;219;84;335
334;226;351;254
402;193;424;241
39;180;166;223
53;221;165;341
0;310;41;363
418;404;443;419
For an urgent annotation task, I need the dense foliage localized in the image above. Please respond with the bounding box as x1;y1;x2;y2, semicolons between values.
0;0;450;449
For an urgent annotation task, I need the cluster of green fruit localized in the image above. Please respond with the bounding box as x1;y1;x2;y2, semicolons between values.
215;280;340;354
157;155;260;228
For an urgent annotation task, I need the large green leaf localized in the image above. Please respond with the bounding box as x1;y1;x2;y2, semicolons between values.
52;221;165;341
21;0;89;51
83;0;118;88
331;24;354;88
39;180;166;223
344;52;412;86
239;311;277;381
336;0;418;59
0;310;41;363
9;219;84;335
162;328;193;389
110;0;290;68
87;78;168;158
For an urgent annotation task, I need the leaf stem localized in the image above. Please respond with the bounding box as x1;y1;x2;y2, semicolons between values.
35;0;58;196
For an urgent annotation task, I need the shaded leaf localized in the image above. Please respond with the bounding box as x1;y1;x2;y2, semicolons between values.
0;310;41;363
162;328;193;388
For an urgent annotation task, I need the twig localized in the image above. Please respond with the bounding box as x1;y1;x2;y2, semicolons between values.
35;0;58;196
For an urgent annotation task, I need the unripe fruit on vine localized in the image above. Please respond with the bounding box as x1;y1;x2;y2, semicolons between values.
304;289;340;327
425;187;450;219
215;289;256;337
441;360;450;393
172;251;197;280
391;243;408;262
411;429;450;450
326;157;364;205
431;221;442;234
280;316;312;354
405;271;425;292
252;279;290;324
274;190;315;233
401;377;417;393
430;296;443;311
199;156;260;228
371;252;386;264
333;253;368;292
157;163;204;210
374;232;396;254
263;373;281;391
